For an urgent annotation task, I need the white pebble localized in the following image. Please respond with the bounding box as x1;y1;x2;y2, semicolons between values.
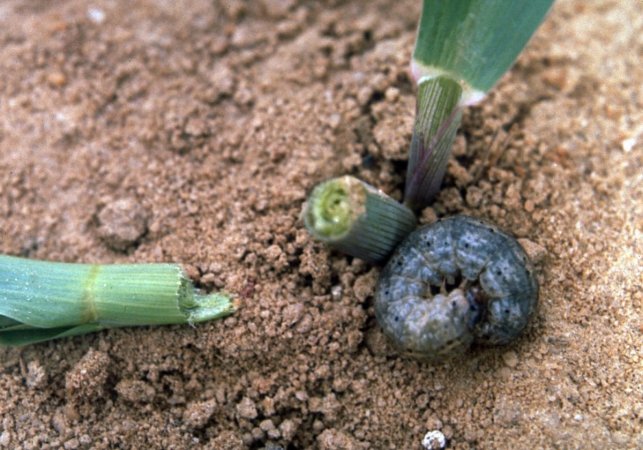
422;430;446;450
0;431;12;447
87;7;106;24
621;137;636;153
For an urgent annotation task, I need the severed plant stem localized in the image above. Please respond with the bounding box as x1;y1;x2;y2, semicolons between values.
303;176;416;264
0;255;236;346
404;76;463;211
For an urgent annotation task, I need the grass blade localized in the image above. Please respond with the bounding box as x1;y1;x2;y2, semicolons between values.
412;0;554;103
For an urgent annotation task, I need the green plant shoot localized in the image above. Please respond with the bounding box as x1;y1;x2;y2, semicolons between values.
405;0;554;210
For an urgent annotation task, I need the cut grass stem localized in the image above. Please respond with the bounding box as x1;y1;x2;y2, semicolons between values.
303;176;416;264
0;255;236;346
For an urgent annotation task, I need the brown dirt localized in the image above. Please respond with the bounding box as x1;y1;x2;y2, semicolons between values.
0;0;640;449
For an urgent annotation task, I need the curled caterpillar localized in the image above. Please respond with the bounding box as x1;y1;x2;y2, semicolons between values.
375;215;538;359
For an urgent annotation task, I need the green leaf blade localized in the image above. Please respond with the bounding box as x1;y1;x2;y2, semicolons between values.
0;257;97;327
413;0;554;101
0;324;106;347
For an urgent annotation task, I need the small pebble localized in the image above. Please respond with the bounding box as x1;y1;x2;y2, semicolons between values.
419;207;438;225
279;419;297;441
251;427;265;441
0;431;12;447
47;72;67;87
328;114;341;130
87;7;106;24
352;270;377;302
317;428;360;450
26;360;47;389
236;397;258;419
259;419;276;432
65;349;111;401
97;197;149;251
183;400;217;429
621;137;636;153
385;87;400;102
331;285;343;301
422;430;447;450
517;238;547;264
63;438;80;450
282;303;304;326
502;350;519;368
201;273;216;284
115;380;156;403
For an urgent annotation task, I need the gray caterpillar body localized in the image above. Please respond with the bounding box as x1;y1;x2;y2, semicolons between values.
375;215;538;359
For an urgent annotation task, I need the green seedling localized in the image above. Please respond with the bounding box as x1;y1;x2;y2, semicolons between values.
405;0;554;210
304;0;553;261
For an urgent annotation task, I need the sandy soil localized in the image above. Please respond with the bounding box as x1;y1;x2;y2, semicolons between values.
0;0;640;448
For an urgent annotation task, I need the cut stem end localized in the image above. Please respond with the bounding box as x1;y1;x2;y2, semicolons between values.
304;176;417;264
187;292;237;324
304;176;365;241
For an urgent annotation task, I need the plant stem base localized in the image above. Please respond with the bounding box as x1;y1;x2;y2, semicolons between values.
404;76;463;211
